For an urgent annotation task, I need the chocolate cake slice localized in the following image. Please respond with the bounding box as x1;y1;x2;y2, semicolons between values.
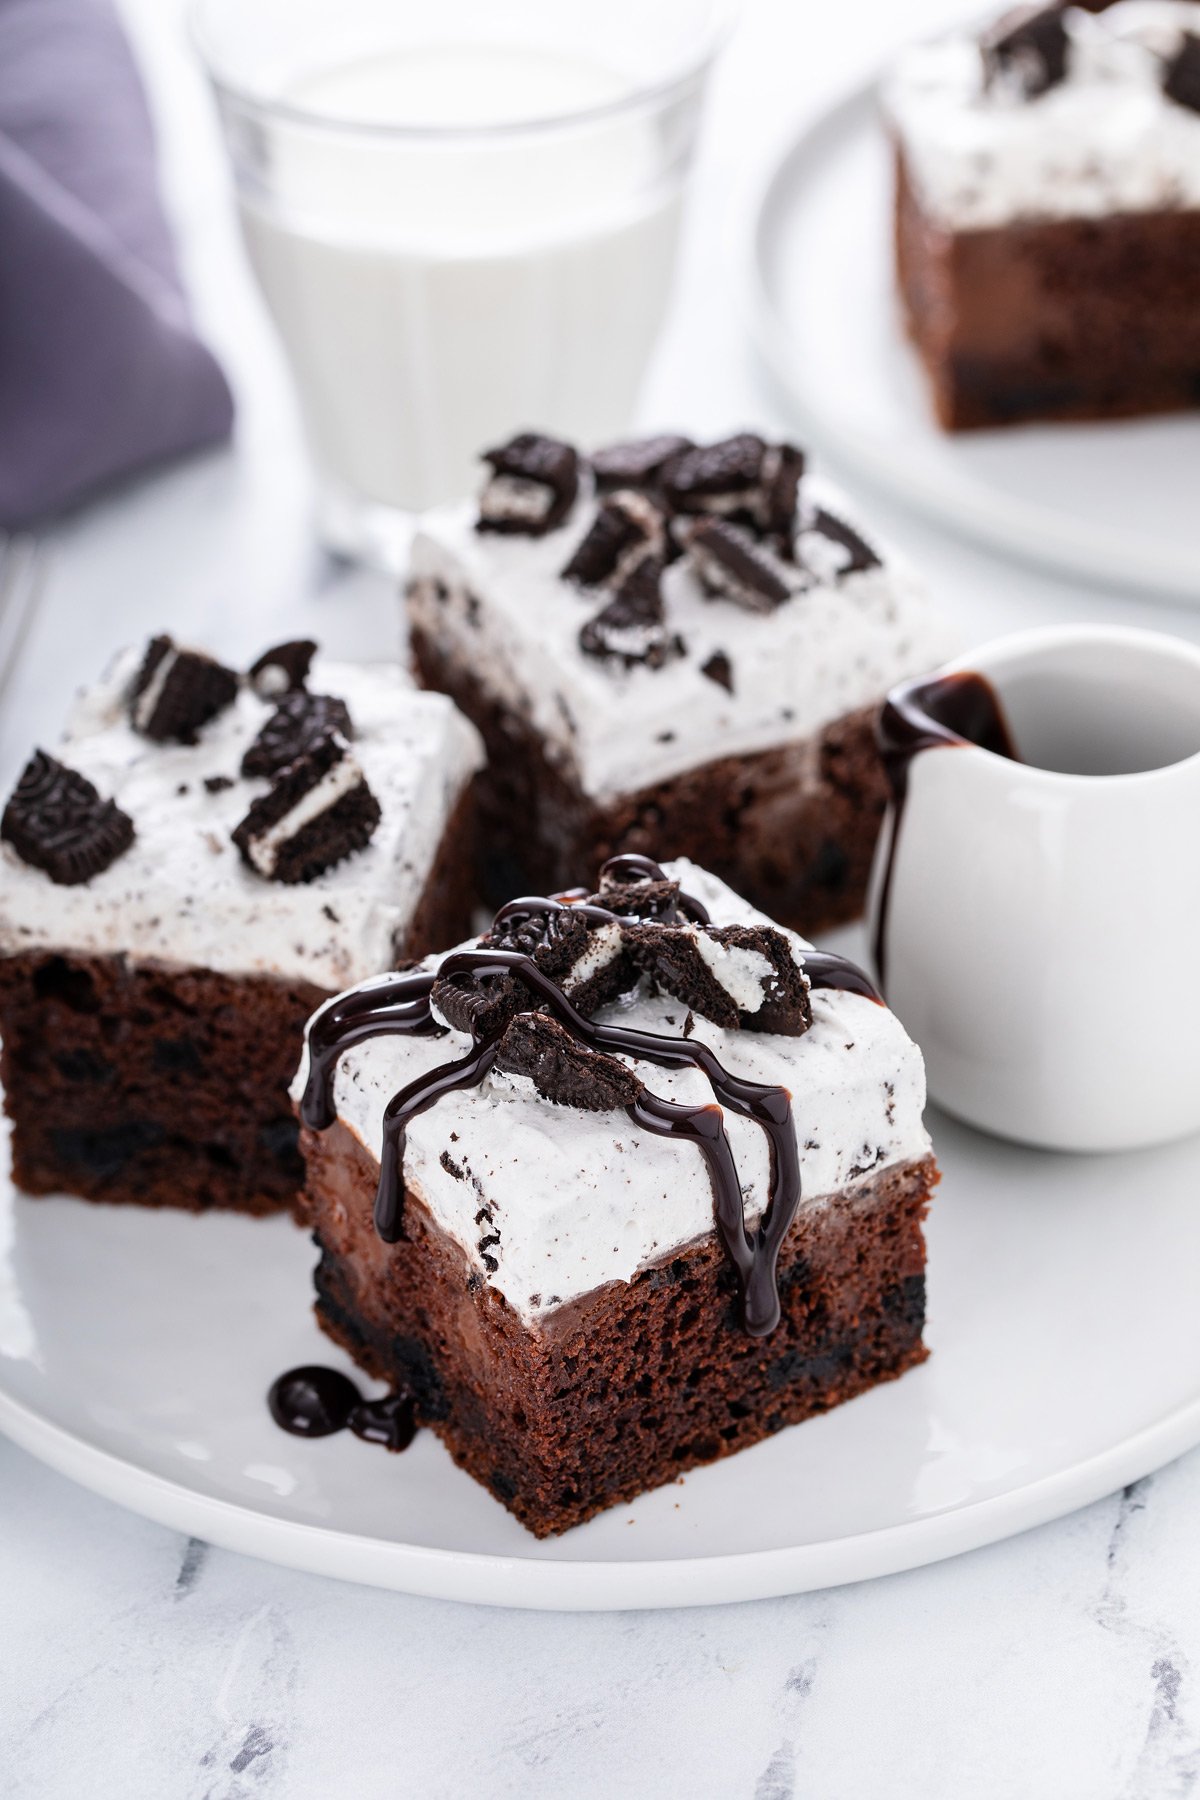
0;640;483;1215
407;430;950;935
290;857;938;1536
887;2;1200;429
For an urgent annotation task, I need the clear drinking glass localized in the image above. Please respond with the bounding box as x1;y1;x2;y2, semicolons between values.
193;0;727;568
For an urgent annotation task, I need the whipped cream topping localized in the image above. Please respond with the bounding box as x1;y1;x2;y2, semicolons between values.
887;2;1200;229
296;861;932;1326
0;653;483;989
408;476;950;803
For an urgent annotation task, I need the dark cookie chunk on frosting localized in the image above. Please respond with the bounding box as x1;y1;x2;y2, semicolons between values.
590;433;694;492
981;6;1069;99
587;875;683;921
700;650;734;694
248;639;317;697
685;518;796;614
578;556;685;671
129;636;239;744
2;750;134;886
560;491;667;588
434;897;634;1039
477;433;580;536
1165;33;1200;113
232;733;380;883
494;1013;642;1112
661;433;769;522
623;920;812;1035
797;506;881;581
241;691;354;780
759;442;806;546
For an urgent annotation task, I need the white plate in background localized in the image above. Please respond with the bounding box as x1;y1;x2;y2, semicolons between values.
749;82;1200;603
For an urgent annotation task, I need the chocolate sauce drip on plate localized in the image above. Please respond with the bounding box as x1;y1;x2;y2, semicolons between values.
300;880;880;1337
268;1365;417;1451
874;671;1019;988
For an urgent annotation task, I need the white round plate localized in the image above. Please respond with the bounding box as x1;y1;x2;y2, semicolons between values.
3;1095;1200;1612
748;81;1200;602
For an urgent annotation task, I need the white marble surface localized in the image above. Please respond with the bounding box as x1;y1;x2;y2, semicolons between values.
4;0;1200;1793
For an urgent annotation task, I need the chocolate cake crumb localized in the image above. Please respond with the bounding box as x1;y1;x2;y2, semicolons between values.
248;639;317;697
241;691;354;779
2;751;134;886
700;650;735;694
128;636;239;744
477;433;579;536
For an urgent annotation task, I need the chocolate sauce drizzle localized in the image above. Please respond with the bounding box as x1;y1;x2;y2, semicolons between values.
874;671;1019;989
268;1365;416;1451
299;855;879;1338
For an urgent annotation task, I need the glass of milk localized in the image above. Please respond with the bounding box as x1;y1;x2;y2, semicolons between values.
194;0;727;568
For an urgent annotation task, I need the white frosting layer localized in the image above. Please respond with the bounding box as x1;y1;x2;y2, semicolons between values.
296;861;932;1327
887;2;1200;229
408;476;950;802
0;653;483;989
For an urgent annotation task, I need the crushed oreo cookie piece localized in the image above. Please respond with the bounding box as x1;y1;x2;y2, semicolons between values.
623;920;812;1034
578;556;685;671
203;773;235;794
248;639;317;697
759;442;806;545
700;650;734;694
494;1013;642;1112
797;506;881;581
588;875;683;921
434;897;635;1038
590;433;694;492
661;433;768;522
560;491;667;588
232;733;380;883
685;518;796;613
477;433;580;536
981;6;1069;99
2;750;134;886
1165;32;1200;112
128;636;239;744
241;691;354;780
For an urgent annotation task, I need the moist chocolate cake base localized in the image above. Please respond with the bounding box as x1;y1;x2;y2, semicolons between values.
410;620;888;936
0;784;478;1214
894;148;1200;430
301;1119;936;1537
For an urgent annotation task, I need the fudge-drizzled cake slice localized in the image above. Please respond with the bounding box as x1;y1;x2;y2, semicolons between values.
887;1;1200;428
407;431;951;935
0;638;482;1214
292;856;938;1537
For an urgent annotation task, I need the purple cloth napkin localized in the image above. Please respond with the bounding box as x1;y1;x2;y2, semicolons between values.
0;0;234;528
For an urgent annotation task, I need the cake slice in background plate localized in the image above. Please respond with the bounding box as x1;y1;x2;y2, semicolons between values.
407;430;950;936
0;637;482;1215
292;856;938;1537
886;1;1200;428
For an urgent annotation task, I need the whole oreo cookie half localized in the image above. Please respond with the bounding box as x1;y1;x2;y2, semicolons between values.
578;556;686;671
248;639;317;698
494;1013;643;1112
233;732;380;883
981;6;1069;99
589;433;693;493
1165;32;1200;112
129;636;239;744
477;433;580;536
685;518;796;614
241;691;354;780
2;749;134;886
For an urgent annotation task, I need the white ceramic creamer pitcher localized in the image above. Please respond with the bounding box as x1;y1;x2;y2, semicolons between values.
869;624;1200;1153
